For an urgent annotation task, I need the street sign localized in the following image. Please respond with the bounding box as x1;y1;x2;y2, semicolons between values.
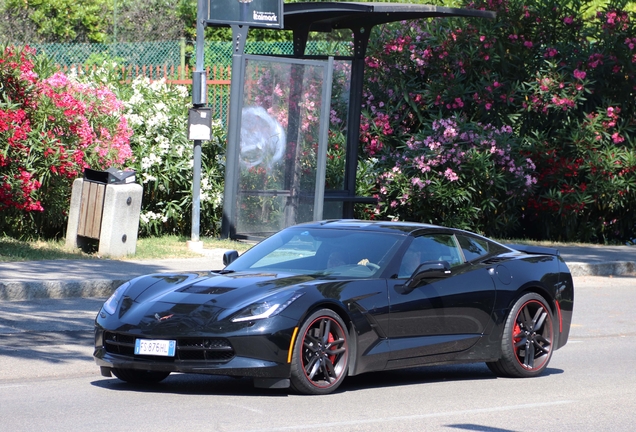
188;108;213;140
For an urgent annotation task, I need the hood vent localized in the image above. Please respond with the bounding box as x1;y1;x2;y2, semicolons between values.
178;285;236;295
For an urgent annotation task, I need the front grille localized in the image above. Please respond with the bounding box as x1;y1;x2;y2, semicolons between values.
176;337;235;361
104;332;235;362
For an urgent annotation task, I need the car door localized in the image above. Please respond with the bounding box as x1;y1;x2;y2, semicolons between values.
387;232;497;365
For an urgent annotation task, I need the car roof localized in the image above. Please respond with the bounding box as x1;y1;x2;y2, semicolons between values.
292;219;441;235
292;220;514;251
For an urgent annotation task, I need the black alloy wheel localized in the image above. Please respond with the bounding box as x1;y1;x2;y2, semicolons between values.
290;309;350;395
487;292;554;378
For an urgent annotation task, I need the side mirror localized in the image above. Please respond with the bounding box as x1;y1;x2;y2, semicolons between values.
223;250;239;266
406;260;451;289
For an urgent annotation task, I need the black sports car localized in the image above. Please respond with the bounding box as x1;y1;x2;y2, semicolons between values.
94;220;574;395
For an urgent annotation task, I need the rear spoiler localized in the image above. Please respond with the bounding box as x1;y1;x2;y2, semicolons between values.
505;244;560;256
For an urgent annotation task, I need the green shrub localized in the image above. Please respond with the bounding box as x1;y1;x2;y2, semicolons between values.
120;76;225;237
370;116;535;236
1;47;226;239
362;0;636;243
0;45;133;238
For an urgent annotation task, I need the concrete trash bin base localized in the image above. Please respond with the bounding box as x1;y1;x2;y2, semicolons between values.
66;178;143;257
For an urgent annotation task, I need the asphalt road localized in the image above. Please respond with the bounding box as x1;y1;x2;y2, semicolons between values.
1;275;634;431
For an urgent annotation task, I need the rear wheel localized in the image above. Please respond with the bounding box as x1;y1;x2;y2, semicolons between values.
111;368;171;384
487;293;554;378
290;309;349;395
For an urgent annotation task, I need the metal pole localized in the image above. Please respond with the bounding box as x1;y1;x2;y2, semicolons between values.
191;0;207;242
343;27;371;218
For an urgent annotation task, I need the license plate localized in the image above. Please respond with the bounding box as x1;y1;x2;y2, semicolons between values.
134;339;176;357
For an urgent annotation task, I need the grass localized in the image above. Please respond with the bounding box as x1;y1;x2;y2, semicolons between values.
0;235;253;262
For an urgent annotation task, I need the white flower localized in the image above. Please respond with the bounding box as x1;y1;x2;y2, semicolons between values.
213;191;223;207
155;136;170;154
176;86;189;98
175;145;185;157
142;173;157;183
124;113;143;127
146;112;169;129
141;157;153;170
128;91;144;106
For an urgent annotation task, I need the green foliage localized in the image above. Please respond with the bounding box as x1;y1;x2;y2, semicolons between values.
0;0;189;44
6;0;636;244
1;47;226;240
121;77;225;237
110;0;187;43
369;117;535;236
1;45;133;239
362;0;636;242
3;0;110;42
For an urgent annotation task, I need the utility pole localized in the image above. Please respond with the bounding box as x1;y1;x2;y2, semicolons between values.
187;0;208;251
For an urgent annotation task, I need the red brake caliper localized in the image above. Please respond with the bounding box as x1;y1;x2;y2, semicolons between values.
328;332;336;364
513;322;522;346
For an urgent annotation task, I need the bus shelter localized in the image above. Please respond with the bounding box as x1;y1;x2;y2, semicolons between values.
191;2;494;240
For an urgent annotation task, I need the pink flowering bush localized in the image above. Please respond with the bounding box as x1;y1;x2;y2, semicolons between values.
0;45;132;238
372;116;535;234
362;0;636;242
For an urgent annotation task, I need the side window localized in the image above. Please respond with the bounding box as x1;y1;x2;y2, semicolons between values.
398;234;463;278
457;235;489;262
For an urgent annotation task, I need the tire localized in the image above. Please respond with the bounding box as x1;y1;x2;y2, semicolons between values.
111;368;171;384
487;293;554;378
289;309;350;395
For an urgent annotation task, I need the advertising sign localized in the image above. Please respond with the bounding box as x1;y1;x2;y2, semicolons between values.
206;0;283;29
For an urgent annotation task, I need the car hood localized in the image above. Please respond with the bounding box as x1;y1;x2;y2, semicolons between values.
129;271;317;306
108;271;319;330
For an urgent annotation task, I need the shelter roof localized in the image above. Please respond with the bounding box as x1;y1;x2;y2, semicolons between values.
282;2;496;32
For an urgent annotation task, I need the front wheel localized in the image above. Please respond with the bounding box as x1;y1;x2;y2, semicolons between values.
289;309;350;395
111;368;171;384
487;293;554;378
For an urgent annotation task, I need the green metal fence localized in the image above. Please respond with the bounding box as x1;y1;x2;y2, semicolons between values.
31;40;352;67
31;41;184;67
29;40;352;124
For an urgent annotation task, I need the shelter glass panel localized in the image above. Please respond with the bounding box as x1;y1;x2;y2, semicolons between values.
236;56;330;237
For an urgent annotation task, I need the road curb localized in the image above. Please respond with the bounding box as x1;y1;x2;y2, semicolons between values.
567;261;635;277
0;261;633;301
0;280;126;301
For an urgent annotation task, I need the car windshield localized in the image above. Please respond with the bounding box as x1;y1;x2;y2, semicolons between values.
225;227;404;278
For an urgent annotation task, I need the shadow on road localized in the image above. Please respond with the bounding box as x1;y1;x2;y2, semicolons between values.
89;364;564;396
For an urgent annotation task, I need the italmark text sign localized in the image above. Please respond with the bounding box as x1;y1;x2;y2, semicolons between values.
206;0;283;29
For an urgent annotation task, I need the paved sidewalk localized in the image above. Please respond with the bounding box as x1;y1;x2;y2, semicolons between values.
0;245;634;301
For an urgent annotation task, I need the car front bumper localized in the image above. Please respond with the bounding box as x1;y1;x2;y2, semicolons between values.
93;314;298;380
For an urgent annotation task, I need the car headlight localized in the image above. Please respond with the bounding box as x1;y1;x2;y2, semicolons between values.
102;281;131;315
231;291;304;323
